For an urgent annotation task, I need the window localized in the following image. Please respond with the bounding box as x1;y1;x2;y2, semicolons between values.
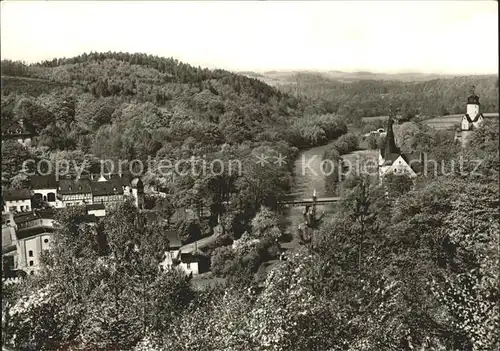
186;263;191;269
44;238;49;244
29;260;34;266
26;206;29;211
28;250;33;257
20;206;24;211
30;271;34;275
43;195;47;202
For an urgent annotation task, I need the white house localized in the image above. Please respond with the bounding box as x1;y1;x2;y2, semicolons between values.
159;230;200;276
378;116;421;179
2;189;32;214
30;175;63;208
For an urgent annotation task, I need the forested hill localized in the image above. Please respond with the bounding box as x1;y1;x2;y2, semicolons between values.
243;70;499;119
2;53;316;159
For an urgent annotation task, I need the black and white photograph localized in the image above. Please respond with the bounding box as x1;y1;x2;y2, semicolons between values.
1;1;499;350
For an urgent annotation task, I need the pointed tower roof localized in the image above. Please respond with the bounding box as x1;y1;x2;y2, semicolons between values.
381;110;400;159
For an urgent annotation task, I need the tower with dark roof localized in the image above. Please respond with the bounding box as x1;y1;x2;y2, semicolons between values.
458;86;484;147
461;86;484;132
378;109;422;180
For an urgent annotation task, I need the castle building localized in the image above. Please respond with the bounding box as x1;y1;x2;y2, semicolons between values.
378;114;422;179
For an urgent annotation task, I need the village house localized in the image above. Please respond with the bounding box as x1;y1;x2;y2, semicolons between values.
159;230;201;276
2;189;32;214
30;174;63;208
91;176;124;204
378;115;422;179
57;178;93;207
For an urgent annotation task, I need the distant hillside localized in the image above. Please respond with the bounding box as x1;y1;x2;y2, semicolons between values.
240;70;499;119
1;53;313;159
1;75;67;96
239;70;460;85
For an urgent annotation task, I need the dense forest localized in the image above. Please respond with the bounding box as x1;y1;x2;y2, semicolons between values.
268;71;498;120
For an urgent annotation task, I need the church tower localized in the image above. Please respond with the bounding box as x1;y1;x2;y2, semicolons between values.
459;86;484;146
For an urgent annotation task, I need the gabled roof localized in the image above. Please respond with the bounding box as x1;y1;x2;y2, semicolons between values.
86;203;106;210
382;152;422;173
13;212;39;224
166;230;182;249
58;178;92;195
30;175;58;190
16;226;54;240
180;253;200;263
3;189;31;201
401;153;422;172
466;113;483;123
91;178;124;196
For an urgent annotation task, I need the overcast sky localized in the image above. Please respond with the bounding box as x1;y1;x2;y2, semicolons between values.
1;1;498;74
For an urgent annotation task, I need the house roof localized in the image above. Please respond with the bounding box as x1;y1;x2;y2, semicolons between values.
13;208;55;224
91;178;124;196
166;230;182;249
401;153;422;172
16;226;54;240
58;178;92;195
180;253;200;263
3;189;31;201
86;203;106;210
381;152;401;165
463;113;483;124
381;152;422;173
30;175;58;190
13;212;39;224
